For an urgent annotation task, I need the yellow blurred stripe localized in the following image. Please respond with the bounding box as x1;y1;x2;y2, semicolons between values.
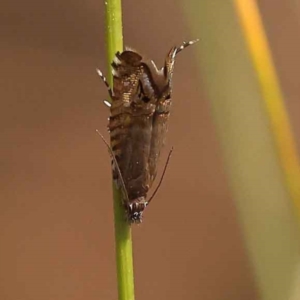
234;0;300;219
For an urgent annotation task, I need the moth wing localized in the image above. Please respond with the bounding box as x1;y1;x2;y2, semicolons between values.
110;103;154;200
123;113;153;199
148;105;171;187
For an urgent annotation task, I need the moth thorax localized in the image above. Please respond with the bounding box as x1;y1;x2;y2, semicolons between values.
127;197;148;223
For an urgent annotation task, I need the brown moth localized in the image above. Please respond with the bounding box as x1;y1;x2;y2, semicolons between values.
97;40;198;223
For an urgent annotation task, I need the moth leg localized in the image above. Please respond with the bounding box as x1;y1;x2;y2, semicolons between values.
103;100;112;108
96;129;129;204
175;39;199;55
96;68;114;99
147;147;174;205
164;39;199;81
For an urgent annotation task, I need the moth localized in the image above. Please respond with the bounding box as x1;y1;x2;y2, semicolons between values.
97;39;198;223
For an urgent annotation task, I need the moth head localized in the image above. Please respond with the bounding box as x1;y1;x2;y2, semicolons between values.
127;198;148;224
113;50;143;69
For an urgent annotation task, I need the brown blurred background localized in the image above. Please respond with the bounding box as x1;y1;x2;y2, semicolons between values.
1;1;300;299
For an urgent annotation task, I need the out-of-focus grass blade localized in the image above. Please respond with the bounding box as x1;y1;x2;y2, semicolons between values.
234;0;300;225
183;1;300;300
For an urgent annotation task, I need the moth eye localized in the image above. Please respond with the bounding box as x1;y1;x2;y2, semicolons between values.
141;95;150;103
165;94;171;100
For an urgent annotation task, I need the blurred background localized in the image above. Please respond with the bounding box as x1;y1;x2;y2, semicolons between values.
1;1;300;299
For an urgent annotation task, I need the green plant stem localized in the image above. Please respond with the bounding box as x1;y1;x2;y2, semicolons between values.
105;1;135;300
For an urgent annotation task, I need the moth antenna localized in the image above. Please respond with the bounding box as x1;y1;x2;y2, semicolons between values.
96;68;114;99
147;147;174;205
96;129;130;203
